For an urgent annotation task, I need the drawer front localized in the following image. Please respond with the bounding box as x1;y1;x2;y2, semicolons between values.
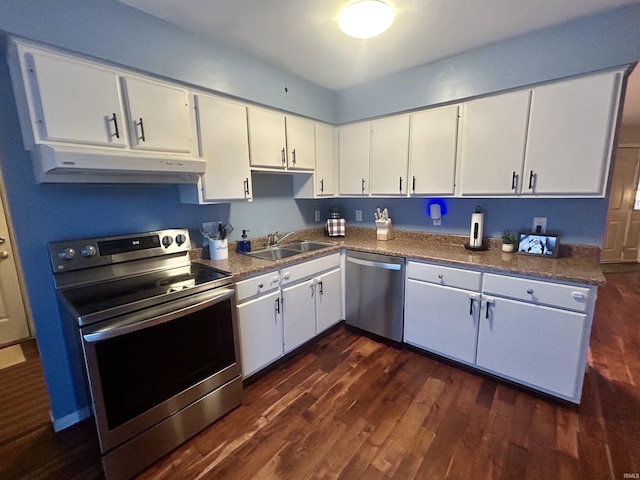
407;261;481;291
483;273;591;312
280;253;341;286
236;270;280;303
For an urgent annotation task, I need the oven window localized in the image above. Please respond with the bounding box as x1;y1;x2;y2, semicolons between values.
94;300;236;430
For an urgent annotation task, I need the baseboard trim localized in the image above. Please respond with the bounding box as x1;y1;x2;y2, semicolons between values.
51;406;92;432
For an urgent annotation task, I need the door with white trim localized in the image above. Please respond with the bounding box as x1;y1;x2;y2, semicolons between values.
0;194;30;346
601;147;640;263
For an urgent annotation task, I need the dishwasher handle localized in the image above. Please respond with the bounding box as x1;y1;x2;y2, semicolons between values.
346;256;402;271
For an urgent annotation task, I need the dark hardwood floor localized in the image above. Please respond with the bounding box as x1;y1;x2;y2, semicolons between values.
1;271;639;480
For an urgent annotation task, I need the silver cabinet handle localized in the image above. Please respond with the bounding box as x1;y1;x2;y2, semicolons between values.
361;178;366;193
291;148;296;165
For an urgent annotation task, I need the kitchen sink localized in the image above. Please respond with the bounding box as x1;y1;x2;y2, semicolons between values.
246;240;336;261
279;240;336;252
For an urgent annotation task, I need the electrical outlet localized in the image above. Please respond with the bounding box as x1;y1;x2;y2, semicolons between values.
532;217;547;234
355;210;363;222
314;210;320;222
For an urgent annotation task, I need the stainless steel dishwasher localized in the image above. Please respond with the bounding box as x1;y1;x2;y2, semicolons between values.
345;250;405;342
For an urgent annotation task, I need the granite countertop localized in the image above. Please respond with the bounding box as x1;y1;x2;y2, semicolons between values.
194;227;606;286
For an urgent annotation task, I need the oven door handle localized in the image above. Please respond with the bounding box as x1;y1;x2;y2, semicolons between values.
82;287;235;343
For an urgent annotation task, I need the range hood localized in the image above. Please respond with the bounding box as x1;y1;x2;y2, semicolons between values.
30;144;206;184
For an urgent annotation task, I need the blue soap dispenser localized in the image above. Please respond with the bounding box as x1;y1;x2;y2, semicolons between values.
236;230;251;253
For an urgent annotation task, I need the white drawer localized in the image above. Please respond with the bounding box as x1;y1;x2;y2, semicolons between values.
483;273;591;313
236;270;280;303
407;261;481;291
280;253;341;286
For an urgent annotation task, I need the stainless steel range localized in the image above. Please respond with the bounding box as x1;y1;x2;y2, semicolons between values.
49;228;242;480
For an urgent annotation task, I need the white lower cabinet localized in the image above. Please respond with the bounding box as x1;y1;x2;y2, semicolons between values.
282;279;317;353
236;253;342;378
235;271;282;378
405;279;480;364
404;260;596;403
237;290;283;378
315;268;342;333
476;296;587;399
281;253;342;353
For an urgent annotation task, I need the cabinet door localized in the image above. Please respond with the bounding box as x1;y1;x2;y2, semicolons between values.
339;122;370;195
315;123;335;196
316;268;342;333
282;279;317;353
196;95;252;201
286;116;315;170
123;76;193;154
247;107;287;168
370;115;410;195
409;105;459;195
404;279;479;364
236;290;283;378
522;71;622;196
477;297;587;399
26;51;126;148
458;90;531;195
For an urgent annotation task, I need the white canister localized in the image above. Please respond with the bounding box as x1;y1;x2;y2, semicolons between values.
208;238;228;260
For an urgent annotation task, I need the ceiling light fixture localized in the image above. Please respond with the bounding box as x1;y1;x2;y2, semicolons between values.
338;0;395;39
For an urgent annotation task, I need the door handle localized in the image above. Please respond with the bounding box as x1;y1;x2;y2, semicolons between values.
412;176;416;193
0;251;9;259
281;148;286;165
291;149;296;165
244;178;250;196
511;171;517;190
111;112;120;139
528;170;535;190
320;178;324;193
361;178;366;193
275;297;280;314
399;177;403;193
137;117;146;142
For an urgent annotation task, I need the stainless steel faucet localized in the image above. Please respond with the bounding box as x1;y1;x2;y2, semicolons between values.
267;231;297;246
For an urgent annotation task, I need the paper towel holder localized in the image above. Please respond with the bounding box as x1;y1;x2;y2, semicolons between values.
464;205;488;251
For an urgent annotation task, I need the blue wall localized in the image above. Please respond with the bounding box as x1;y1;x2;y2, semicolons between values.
336;3;640;123
330;198;608;245
0;0;638;427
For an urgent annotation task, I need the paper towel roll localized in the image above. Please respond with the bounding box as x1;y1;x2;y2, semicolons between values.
469;212;484;247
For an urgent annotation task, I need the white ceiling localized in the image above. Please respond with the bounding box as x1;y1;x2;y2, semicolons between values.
118;0;639;136
118;0;638;91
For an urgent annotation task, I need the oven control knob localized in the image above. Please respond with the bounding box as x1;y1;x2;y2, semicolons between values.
57;248;76;260
162;235;174;247
175;234;186;246
80;245;97;257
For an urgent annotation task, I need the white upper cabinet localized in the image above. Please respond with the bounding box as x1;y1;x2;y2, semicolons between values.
458;90;531;195
122;76;194;154
16;49;127;149
370;115;410;195
247;107;287;168
180;95;252;203
315;122;336;196
286;115;316;170
247;108;315;170
339;122;370;195
522;70;623;196
409;105;459;196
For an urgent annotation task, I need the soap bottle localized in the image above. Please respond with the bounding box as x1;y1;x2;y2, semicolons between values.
236;230;251;253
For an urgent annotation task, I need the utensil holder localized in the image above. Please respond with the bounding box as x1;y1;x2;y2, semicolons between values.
208;238;228;260
375;219;395;241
